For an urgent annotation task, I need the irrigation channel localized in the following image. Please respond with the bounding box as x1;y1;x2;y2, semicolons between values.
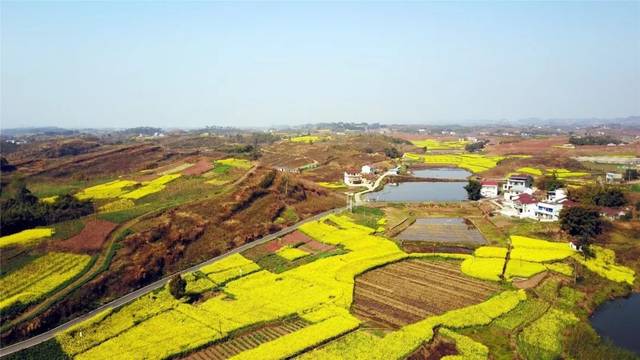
364;167;471;202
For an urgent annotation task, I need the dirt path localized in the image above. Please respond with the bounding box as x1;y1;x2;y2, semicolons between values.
513;271;548;289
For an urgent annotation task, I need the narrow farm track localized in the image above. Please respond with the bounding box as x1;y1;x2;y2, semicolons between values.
0;206;346;357
182;318;309;360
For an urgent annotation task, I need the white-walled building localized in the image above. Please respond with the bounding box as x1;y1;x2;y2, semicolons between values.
361;165;374;174
502;175;533;194
480;181;499;198
344;168;363;186
606;172;623;184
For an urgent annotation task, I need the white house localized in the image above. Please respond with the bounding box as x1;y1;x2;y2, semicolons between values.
512;194;538;218
534;201;564;221
502;175;533;194
546;188;567;202
480;181;499;198
606;172;623;184
344;168;364;186
361;165;374;174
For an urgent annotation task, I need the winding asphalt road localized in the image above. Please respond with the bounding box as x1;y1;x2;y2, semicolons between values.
0;207;345;357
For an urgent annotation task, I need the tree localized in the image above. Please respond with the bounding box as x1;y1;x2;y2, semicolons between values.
464;140;488;153
464;180;482;201
168;275;186;299
559;206;602;251
592;187;627;207
537;174;565;191
623;169;639;181
383;147;401;159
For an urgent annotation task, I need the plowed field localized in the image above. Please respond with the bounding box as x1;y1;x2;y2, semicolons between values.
352;259;499;329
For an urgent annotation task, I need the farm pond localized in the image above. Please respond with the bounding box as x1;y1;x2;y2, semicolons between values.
364;167;470;202
590;292;640;354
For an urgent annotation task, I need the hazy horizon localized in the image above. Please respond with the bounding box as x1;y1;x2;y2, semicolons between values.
2;1;639;129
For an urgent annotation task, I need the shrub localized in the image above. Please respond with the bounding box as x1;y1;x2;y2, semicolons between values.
168;275;186;299
464;180;482;201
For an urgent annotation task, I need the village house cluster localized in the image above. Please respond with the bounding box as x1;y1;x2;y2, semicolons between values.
481;173;631;222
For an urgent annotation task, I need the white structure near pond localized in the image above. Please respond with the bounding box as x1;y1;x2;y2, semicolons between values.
480;180;499;198
361;165;374;174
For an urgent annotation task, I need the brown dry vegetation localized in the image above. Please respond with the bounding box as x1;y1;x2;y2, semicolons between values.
260;135;409;182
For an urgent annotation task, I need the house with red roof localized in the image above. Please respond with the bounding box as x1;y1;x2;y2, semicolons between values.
480;180;499;198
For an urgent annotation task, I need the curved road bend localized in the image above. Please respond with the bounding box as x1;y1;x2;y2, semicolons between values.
0;207;345;357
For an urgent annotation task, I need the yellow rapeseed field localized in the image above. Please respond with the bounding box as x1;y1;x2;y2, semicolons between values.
276;246;310;261
402;153;511;173
76;179;138;200
120;174;181;200
0;228;54;249
410;139;469;150
0;252;91;312
215;158;252;169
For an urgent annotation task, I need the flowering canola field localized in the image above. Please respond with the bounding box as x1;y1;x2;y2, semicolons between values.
276;246;310;261
0;228;54;249
403;153;513;173
290;135;325;143
51;215;633;360
0;252;91;312
53;215;527;359
410;139;469;150
120;174;181;200
75;180;138;200
215;158;252;170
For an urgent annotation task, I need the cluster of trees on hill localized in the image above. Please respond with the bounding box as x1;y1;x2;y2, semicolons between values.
559;206;602;252
536;174;565;191
384;147;402;159
570;185;627;208
0;181;94;236
568;135;621;146
464;140;489;153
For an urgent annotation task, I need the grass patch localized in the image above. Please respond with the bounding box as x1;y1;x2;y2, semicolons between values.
347;206;384;229
52;219;86;240
97;205;151;224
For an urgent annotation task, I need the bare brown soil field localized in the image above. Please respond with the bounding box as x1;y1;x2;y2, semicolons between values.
50;219;117;253
183;159;214;176
396;218;487;245
486;137;640;157
245;230;334;257
181;317;309;360
351;259;500;329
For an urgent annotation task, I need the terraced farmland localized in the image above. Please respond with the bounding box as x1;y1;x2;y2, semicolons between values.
352;259;500;328
182;317;309;360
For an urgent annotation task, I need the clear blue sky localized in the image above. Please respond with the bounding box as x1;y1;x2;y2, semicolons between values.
2;1;639;129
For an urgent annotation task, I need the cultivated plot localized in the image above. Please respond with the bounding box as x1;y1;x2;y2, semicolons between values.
396;218;487;245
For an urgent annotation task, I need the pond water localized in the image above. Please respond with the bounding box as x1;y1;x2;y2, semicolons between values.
590;293;640;354
364;182;467;202
412;167;472;180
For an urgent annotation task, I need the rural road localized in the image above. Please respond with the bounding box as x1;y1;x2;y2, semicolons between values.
354;170;395;204
0;207;345;357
